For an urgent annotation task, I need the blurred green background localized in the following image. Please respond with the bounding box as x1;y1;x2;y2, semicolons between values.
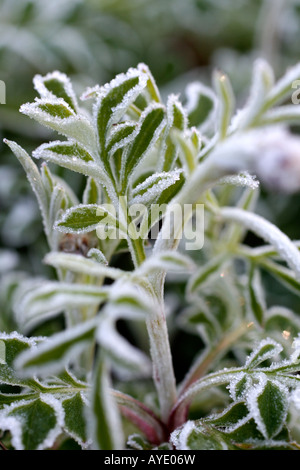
1;0;300;330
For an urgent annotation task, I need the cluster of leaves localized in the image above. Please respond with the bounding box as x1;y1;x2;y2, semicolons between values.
2;59;300;450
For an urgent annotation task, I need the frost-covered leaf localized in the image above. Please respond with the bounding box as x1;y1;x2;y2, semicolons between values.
55;203;121;235
40;163;55;200
247;265;266;326
213;71;235;139
15;317;99;377
87;248;108;265
167;94;188;132
34;140;94;164
97;313;151;376
208;401;249;428
229;373;253;401
0;332;40;388
34;71;78;112
62;392;88;448
220;207;300;280
32;141;106;182
48;186;68;238
171;421;228;450
138;251;195;277
44;252;124;281
184;82;216;129
257;105;300;126
246;375;289;439
89;354;124;450
3;140;48;227
15;281;108;330
94;67;147;168
95;284;152;374
141;170;185;236
121;104;166;187
106;121;137;157
130;169;183;206
219;172;259;190
127;434;153;450
83;177;102;205
99;286;149;369
0;395;64;450
237;58;275;129
137;63;161;104
20;99;96;151
245;338;283;369
170;129;196;174
265;62;300;108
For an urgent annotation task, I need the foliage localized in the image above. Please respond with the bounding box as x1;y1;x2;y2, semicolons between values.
2;57;300;450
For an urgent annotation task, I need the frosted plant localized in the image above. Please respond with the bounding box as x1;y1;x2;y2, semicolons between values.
2;60;300;450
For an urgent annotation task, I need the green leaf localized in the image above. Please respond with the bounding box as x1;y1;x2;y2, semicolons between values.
185;82;216;128
237;58;275;129
0;395;64;450
89;354;124;450
15;317;99;377
170;129;196;174
121;104;166;187
0;333;41;388
264;62;300;109
223;417;265;443
38;102;74;119
130;169;183;207
229;373;252;401
106;122;137;156
213;71;235;139
208;401;249;427
55;203;120;234
167;94;188;131
34;71;78;112
44;252;124;280
248;378;289;439
138;250;195;276
20;99;96;151
62;392;87;447
137;63;161;103
247;265;266;326
83;177;102;205
94;68;147;170
97;314;151;376
3;140;48;227
127;434;153;450
16;281;108;331
171;421;228;450
36;141;94;163
245;338;283;369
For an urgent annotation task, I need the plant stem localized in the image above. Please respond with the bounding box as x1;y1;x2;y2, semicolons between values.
146;290;177;424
